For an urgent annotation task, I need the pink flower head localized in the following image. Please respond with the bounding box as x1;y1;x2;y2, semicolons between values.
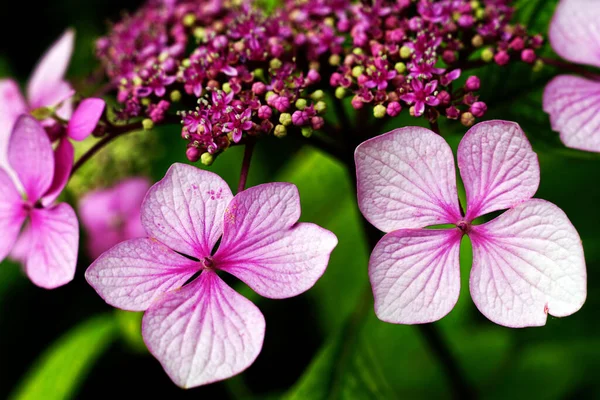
543;0;600;152
85;164;337;387
0;115;78;288
0;30;75;166
400;79;440;117
355;121;586;327
79;177;151;259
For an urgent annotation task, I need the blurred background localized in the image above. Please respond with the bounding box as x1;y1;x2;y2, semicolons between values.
1;1;599;399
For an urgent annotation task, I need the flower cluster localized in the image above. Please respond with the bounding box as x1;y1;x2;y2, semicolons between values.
97;0;542;162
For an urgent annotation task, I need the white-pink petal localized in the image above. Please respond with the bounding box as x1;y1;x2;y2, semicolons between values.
67;98;105;141
549;0;600;68
369;228;463;324
0;79;28;172
0;169;27;262
27;29;75;109
469;199;586;328
42;138;74;206
8;115;55;202
142;163;233;258
25;203;79;289
142;271;265;388
85;238;198;311
543;75;600;152
457;121;540;220
215;183;337;299
355;127;462;233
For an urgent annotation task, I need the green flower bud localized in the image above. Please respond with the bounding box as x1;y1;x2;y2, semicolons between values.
335;87;346;99
395;62;406;74
182;13;196;27
170;90;182;103
533;59;545;73
311;90;324;101
481;48;494;62
315;101;327;113
373;104;387;119
400;46;412;59
222;83;232;93
279;113;292;126
274;124;287;138
301;126;313;138
269;58;282;69
201;152;214;166
142;118;154;131
295;98;307;110
352;66;364;78
329;54;341;66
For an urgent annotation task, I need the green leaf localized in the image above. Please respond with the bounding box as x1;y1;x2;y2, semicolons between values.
10;314;118;400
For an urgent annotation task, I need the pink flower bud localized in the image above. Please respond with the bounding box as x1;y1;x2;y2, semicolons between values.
257;105;272;120
186;146;201;162
386;101;402;117
494;51;510;66
446;106;460;119
470;101;487;118
521;49;536;64
252;82;267;95
311;116;324;130
465;76;481;92
509;37;525;51
436;91;451;106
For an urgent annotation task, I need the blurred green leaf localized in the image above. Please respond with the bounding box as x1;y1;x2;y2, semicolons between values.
10;314;118;400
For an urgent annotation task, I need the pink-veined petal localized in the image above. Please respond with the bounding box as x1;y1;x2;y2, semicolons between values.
0;80;28;170
214;183;338;299
369;228;463;324
85;238;199;311
355;127;462;232
543;75;600;152
0;169;27;261
67;98;105;141
549;0;600;68
27;29;75;108
25;203;79;289
142;163;233;258
42;138;74;206
457;120;540;221
469;199;586;328
142;270;265;388
8;115;55;202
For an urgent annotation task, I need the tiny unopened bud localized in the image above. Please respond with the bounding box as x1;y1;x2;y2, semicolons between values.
352;66;364;78
201;152;214;166
222;82;232;93
182;13;196;27
461;112;475;127
494;51;510;66
132;76;143;86
351;96;364;110
257;105;272;120
311;90;324;101
301;126;313;138
329;54;341;66
442;50;456;64
311;116;324;130
265;91;276;101
465;76;481;91
315;101;327;113
141;98;150;106
269;58;282;69
471;35;484;48
437;90;451;106
387;102;402;117
274;124;287;138
142;118;154;130
335;87;346;99
470;102;487;118
352;47;363;55
533;59;545;72
481;48;494;62
295;98;307;110
279;113;292;126
193;27;205;40
373;104;387;119
400;46;412;59
446;106;460;119
521;49;536;64
170;90;182;102
186;146;201;162
395;62;406;74
409;106;416;117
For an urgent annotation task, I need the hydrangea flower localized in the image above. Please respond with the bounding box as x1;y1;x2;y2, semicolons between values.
355;120;586;327
79;177;150;259
85;163;337;387
0;115;78;288
543;0;600;152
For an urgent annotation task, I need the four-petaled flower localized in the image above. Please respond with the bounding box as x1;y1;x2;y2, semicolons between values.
355;120;586;327
0;115;79;288
85;163;337;388
400;79;440;117
79;177;151;259
543;0;600;152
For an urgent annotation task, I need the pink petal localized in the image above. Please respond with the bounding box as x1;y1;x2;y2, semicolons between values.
142;163;233;258
25;203;79;289
457;121;540;221
0;80;27;167
42;138;74;206
8;115;55;202
0;169;27;261
85;238;198;311
543;75;600;152
549;0;600;68
355;127;462;233
469;199;586;328
67;98;105;141
214;183;338;299
369;229;462;324
114;177;151;215
27;29;75;108
142;270;265;388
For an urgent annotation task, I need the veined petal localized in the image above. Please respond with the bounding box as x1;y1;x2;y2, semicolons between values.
355;127;462;233
369;228;463;324
85;238;198;311
26;203;79;289
67;98;105;141
458;121;539;220
42;138;74;206
0;80;28;171
142;271;265;388
142;163;233;258
469;199;586;328
543;75;600;152
8;115;55;202
549;0;600;68
215;183;337;299
0;169;27;261
27;29;75;108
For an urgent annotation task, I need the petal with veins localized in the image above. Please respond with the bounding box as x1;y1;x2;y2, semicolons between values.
67;98;105;141
42;138;74;206
0;169;26;262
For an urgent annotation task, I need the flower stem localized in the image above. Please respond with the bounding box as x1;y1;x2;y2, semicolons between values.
237;141;255;193
540;57;600;81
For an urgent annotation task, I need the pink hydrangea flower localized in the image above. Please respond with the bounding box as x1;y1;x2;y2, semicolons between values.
79;177;151;259
543;0;600;152
0;115;79;288
355;120;586;327
85;163;337;387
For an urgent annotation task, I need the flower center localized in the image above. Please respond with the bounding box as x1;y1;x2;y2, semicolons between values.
456;220;471;234
201;256;215;270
